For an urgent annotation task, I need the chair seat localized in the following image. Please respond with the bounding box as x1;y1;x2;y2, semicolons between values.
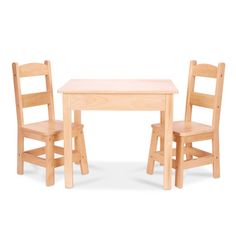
152;121;213;137
173;121;213;136
23;120;82;136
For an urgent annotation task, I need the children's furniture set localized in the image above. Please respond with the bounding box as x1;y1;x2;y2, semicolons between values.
12;60;225;189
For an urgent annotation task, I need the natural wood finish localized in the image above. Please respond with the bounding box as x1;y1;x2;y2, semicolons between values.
23;120;69;136
59;79;178;189
147;60;225;188
175;137;184;188
26;147;45;156
183;156;213;169
160;111;165;151
46;136;54;186
185;147;211;158
45;61;55;120
58;79;178;94
186;143;193;161
183;132;214;143
150;152;164;165
78;128;89;174
23;153;46;167
17;130;24;174
163;95;173;190
74;110;81;165
192;64;217;78
74;110;89;174
54;146;64;155
54;157;64;168
12;60;88;186
172;121;213;136
185;61;196;122
71;94;165;110
212;63;225;178
190;92;215;109
22;92;50;108
19;63;49;77
212;132;220;178
146;129;158;174
63;94;73;188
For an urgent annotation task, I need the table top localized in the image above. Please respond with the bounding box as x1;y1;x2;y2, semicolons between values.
58;79;178;94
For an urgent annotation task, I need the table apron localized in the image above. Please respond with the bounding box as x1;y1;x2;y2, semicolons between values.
69;93;166;110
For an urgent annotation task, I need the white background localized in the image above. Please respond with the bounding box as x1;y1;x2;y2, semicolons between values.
0;0;235;235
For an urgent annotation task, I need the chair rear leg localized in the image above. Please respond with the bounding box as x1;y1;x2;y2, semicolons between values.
186;143;193;160
46;137;55;186
147;128;158;175
74;136;81;165
17;131;24;175
175;137;184;188
212;133;220;178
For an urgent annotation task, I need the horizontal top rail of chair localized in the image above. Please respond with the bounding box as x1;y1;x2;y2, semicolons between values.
58;79;178;94
190;92;215;109
22;92;50;108
192;64;218;78
19;63;49;77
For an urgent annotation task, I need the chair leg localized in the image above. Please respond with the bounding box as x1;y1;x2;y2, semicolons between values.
45;137;55;186
175;137;184;188
74;136;81;165
147;128;158;175
186;143;193;160
212;133;220;178
17;131;24;175
78;128;89;175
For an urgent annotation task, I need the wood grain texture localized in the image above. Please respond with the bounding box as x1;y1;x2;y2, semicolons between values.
12;61;88;186
58;79;178;94
163;95;173;190
190;92;215;109
45;137;54;186
19;63;49;77
175;136;184;188
147;60;225;188
22;92;50;108
63;94;73;188
172;121;213;136
71;94;165;110
192;63;217;78
146;128;158;175
60;79;177;189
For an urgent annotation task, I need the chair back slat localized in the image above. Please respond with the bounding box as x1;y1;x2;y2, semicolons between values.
192;64;218;78
190;92;215;109
22;92;51;108
19;63;49;77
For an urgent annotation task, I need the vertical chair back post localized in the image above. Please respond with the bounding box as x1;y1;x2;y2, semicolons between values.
212;63;225;130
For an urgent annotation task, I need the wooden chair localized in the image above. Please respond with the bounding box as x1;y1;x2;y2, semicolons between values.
12;60;89;186
147;60;225;188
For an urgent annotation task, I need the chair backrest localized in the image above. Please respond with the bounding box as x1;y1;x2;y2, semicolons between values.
12;60;55;127
185;60;225;130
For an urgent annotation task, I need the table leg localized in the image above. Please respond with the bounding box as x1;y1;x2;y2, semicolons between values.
63;94;73;188
163;95;173;190
160;111;164;152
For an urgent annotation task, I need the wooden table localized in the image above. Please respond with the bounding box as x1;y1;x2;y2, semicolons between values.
58;79;178;189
